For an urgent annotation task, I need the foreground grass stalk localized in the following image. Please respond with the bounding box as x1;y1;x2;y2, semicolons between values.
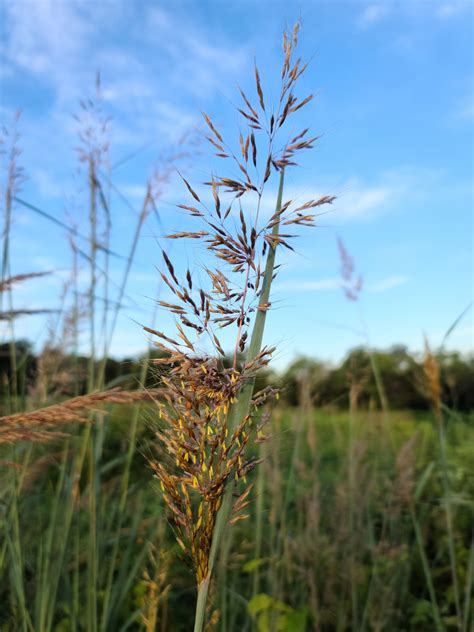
147;25;334;631
437;410;462;629
252;441;266;599
193;171;285;631
269;380;311;626
5;475;33;632
99;338;158;630
1;114;23;409
424;343;462;629
410;502;445;632
462;529;474;632
348;380;359;630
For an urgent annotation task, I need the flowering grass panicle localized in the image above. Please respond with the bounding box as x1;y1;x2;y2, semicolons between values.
148;348;276;583
146;24;335;625
0;388;160;445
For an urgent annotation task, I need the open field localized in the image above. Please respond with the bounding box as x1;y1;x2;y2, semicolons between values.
1;10;472;631
2;405;473;631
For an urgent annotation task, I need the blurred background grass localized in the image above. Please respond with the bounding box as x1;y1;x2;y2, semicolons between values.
2;396;473;631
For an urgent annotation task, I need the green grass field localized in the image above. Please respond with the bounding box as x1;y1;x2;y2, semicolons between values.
2;405;473;631
1;22;472;631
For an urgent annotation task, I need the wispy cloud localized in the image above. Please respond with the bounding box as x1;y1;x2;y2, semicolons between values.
1;2;247;153
231;167;425;227
357;0;470;28
275;275;408;294
30;168;63;199
2;0;94;103
334;178;394;221
435;2;471;19
366;275;408;292
145;6;247;98
274;277;341;292
357;3;390;28
284;173;401;224
453;95;474;122
331;166;446;223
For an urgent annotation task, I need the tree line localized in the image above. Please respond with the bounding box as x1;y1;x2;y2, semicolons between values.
0;341;472;412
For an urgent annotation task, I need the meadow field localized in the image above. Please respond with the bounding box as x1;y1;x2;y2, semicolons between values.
1;16;473;632
2;400;474;631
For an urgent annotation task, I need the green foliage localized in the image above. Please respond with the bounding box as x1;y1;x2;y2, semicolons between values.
281;346;474;411
248;593;307;632
1;343;472;413
2;407;473;630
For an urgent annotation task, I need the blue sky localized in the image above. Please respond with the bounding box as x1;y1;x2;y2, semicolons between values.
0;0;472;367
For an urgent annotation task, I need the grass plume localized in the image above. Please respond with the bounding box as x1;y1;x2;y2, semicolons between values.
145;23;336;630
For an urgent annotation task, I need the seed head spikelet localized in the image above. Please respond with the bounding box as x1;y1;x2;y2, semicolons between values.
145;24;335;627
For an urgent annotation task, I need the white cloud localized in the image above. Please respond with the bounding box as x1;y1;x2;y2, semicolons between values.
148;7;172;30
30;168;63;199
335;179;393;221
357;0;470;26
116;184;149;202
357;4;390;28
288;178;394;224
235;177;394;226
328;166;445;223
1;2;247;153
436;3;470;19
2;0;93;102
215;167;418;228
145;6;247;98
274;275;407;294
453;94;474;123
274;277;341;292
459;102;474;120
367;275;408;292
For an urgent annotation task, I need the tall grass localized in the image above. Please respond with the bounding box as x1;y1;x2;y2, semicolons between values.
142;24;338;630
0;25;472;632
0;70;182;632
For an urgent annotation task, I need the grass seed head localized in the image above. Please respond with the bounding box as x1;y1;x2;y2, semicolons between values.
147;24;334;585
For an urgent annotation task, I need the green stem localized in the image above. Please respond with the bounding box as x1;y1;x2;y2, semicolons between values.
437;410;462;630
192;169;285;632
88;156;97;392
410;503;444;632
252;442;265;601
194;578;211;632
462;526;474;632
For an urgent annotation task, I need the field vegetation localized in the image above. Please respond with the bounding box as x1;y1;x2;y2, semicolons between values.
0;25;472;632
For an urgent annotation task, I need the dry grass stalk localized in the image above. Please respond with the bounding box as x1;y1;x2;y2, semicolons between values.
0;270;53;293
0;110;26;254
0;387;162;445
394;433;418;507
337;237;363;302
32;273;83;403
0;308;60;320
338;238;391;415
422;338;442;417
139;544;171;632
